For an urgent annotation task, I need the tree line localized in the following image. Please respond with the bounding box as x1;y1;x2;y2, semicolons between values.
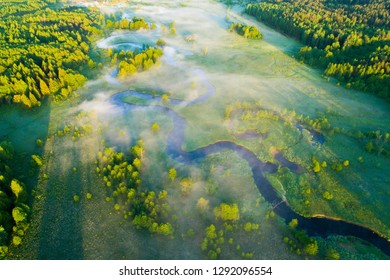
0;142;29;259
106;17;156;31
246;0;390;100
229;22;263;39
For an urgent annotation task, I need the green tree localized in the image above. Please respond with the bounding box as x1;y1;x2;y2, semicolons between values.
36;139;44;147
214;203;240;222
207;250;218;260
289;218;298;229
151;123;160;133
325;249;340;260
168;168;176;181
162;93;169;104
31;155;43;166
0;226;8;246
156;223;173;236
39;79;51;95
10;180;24;200
304;241;318;256
133;158;141;170
323;191;333;200
12;236;22;246
12;206;28;224
244;222;252;232
156;38;166;47
20;94;32;108
205;224;217;239
313;161;321;173
0;245;8;259
365;142;374;152
197;197;209;211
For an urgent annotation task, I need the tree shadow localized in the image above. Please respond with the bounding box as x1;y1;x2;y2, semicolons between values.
37;138;84;259
0;101;51;258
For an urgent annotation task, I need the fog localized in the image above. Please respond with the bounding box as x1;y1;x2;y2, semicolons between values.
19;0;390;260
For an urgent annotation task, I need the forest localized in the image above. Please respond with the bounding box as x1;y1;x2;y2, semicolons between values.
0;0;163;108
246;0;390;100
0;0;107;107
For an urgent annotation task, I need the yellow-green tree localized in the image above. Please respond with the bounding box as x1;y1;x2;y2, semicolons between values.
10;180;24;200
214;203;240;222
304;241;318;256
39;79;51;95
168;168;176;181
162;93;169;104
151;123;160;133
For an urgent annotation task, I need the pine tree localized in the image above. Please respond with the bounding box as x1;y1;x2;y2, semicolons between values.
39;79;50;95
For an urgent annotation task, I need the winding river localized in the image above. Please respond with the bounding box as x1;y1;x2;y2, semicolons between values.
110;86;390;257
97;24;390;254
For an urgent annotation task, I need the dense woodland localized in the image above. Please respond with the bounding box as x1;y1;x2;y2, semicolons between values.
0;0;163;108
0;0;106;107
246;0;390;100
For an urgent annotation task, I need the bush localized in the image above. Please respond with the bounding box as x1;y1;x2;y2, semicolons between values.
323;191;333;200
325;249;340;260
36;139;44;147
289;219;298;229
207;250;218;260
151;123;160;133
31;155;43;167
12;206;28;224
156;38;166;47
12;236;22;246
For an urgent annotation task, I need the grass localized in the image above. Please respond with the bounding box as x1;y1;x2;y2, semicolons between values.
225;104;390;239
